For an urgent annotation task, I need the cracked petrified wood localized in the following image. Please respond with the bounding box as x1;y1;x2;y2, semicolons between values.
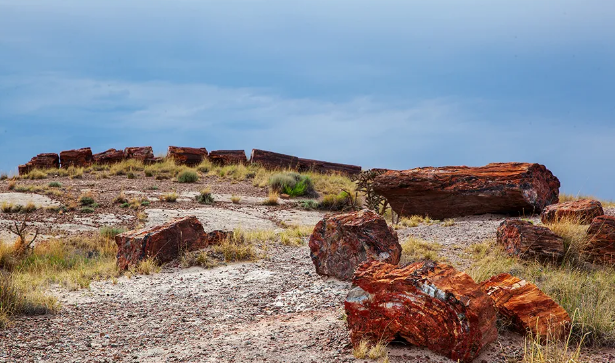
18;153;60;175
496;220;564;262
345;260;497;363
168;146;208;166
372;162;560;219
93;148;124;164
250;149;361;175
480;273;570;339
541;199;604;225
124;146;155;163
309;209;401;281
584;215;615;265
59;147;94;168
208;150;247;166
115;216;229;270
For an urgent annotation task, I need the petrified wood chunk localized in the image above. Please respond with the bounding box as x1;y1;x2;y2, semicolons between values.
309;209;401;281
115;216;229;270
480;273;570;339
167;146;208;166
345;260;497;363
124;146;155;163
59;147;94;168
373;162;560;219
541;199;604;224
297;157;361;175
496;220;564;262
93;148;124;164
250;149;361;175
208;150;247;166
584;215;615;265
18;153;60;175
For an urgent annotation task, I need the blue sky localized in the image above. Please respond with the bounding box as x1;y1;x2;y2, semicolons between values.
1;0;614;199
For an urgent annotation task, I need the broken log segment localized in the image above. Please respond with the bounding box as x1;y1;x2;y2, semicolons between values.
167;146;208;166
59;147;94;168
373;162;560;219
208;150;247;166
93;148;125;165
18;153;60;175
250;148;361;175
496;219;565;262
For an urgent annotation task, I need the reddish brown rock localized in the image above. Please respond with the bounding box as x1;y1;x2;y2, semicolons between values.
373;162;560;219
584;215;615;265
308;209;401;281
496;219;564;262
345;260;497;363
59;147;93;168
541;199;604;224
208;150;247;166
167;146;208;166
480;273;571;339
250;149;361;175
124;146;155;163
18;153;60;175
297;157;361;175
93;148;124;164
115;216;229;270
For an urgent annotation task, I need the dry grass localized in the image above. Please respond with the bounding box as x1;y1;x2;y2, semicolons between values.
352;340;389;361
262;191;279;206
130;257;160;275
231;195;241;204
23;169;47;180
212;231;259;262
161;192;178;202
559;193;615;208
544;216;590;263
397;215;435;228
523;322;585;363
400;236;444;264
7;180;16;190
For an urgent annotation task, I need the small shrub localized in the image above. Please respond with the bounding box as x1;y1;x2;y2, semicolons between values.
113;191;128;204
141;200;150;207
81;207;95;213
8;180;16;190
262;191;279;206
99;227;126;239
231;195;241;204
196;160;212;173
318;191;355;211
1;202;14;213
177;169;199;183
147;185;159;190
48;181;62;188
79;196;96;206
180;251;218;269
126;172;136;179
120;202;130;208
442;218;455;227
268;172;315;197
195;188;214;204
299;200;319;210
161;192;178;202
144;170;153;177
131;257;160;275
212;232;258;262
22;202;37;213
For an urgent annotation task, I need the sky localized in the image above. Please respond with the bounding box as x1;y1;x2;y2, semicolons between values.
1;0;614;199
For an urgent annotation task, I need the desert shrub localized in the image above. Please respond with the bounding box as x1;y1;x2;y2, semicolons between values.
79;195;96;206
262;191;279;206
180;250;218;269
81;207;95;213
177;169;199;183
130;257;160;275
212;232;258;262
22;202;37;213
268;172;314;197
48;181;62;188
161;192;178;202
113;191;128;204
231;195;241;204
7;180;16;190
126;172;136;179
318;191;358;211
299;200;319;210
195;188;214;204
99;226;126;239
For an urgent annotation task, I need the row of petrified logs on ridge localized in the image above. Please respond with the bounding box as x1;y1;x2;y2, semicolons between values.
18;147;362;176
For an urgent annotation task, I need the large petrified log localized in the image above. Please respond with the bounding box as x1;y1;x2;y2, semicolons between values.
496;220;564;262
250;149;361;175
541;199;604;225
115;216;229;270
208;150;247;166
373;162;560;219
167;146;208;166
345;260;497;363
18;153;60;175
59;147;93;168
124;146;155;163
308;209;401;281
480;273;570;339
584;215;615;265
93;148;124;164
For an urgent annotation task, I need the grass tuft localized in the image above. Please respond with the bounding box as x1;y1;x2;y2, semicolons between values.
177;169;199;183
161;192;178;202
400;236;444;264
262;191;279;206
195;188;214;205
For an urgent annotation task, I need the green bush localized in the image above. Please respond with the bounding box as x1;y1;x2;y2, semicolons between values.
48;181;62;188
79;196;95;206
177;170;199;183
81;207;95;213
268;172;314;197
196;188;214;204
99;227;126;239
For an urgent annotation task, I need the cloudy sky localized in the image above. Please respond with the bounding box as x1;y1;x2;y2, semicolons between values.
1;0;614;199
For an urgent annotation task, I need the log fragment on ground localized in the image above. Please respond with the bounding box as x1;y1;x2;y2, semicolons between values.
250;148;361;175
308;209;401;281
480;273;571;339
496;219;564;262
208;150;247;166
93;148;124;164
345;260;498;363
584;215;615;265
18;153;60;175
59;147;94;168
373;162;560;219
167;146;208;166
541;199;604;224
124;146;155;163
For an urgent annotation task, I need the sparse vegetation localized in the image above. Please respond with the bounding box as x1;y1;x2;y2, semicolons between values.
177;169;199;183
48;181;62;188
353;340;388;361
522;321;585;363
131;257;160;275
161;192;178;202
99;226;126;239
318;191;358;211
7;180;16;190
231;195;241;204
195;188;214;204
262;191;279;206
113;191;128;204
24;169;47;180
400;236;444;264
268;172;315;197
397;215;435;228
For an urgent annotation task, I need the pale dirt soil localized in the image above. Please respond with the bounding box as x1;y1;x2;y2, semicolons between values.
1;175;614;363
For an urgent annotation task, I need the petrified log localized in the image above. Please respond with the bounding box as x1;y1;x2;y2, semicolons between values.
584;215;615;265
480;273;570;339
167;146;208;166
373;162;560;219
309;209;401;281
297;157;361;175
496;220;564;262
18;153;60;175
124;146;155;163
115;216;229;270
59;147;93;168
541;199;604;225
93;148;124;164
250;148;362;175
345;260;497;363
208;150;247;166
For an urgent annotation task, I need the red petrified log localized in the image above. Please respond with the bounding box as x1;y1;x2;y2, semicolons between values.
208;150;247;166
115;216;229;270
372;162;560;219
345;260;498;363
496;220;564;262
168;146;208;166
250;149;361;175
18;153;60;175
59;147;94;168
93;148;124;164
480;273;571;339
541;199;604;225
584;215;615;265
124;146;155;163
308;209;401;281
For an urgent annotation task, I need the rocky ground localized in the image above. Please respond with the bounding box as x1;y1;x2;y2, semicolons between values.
1;175;614;363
